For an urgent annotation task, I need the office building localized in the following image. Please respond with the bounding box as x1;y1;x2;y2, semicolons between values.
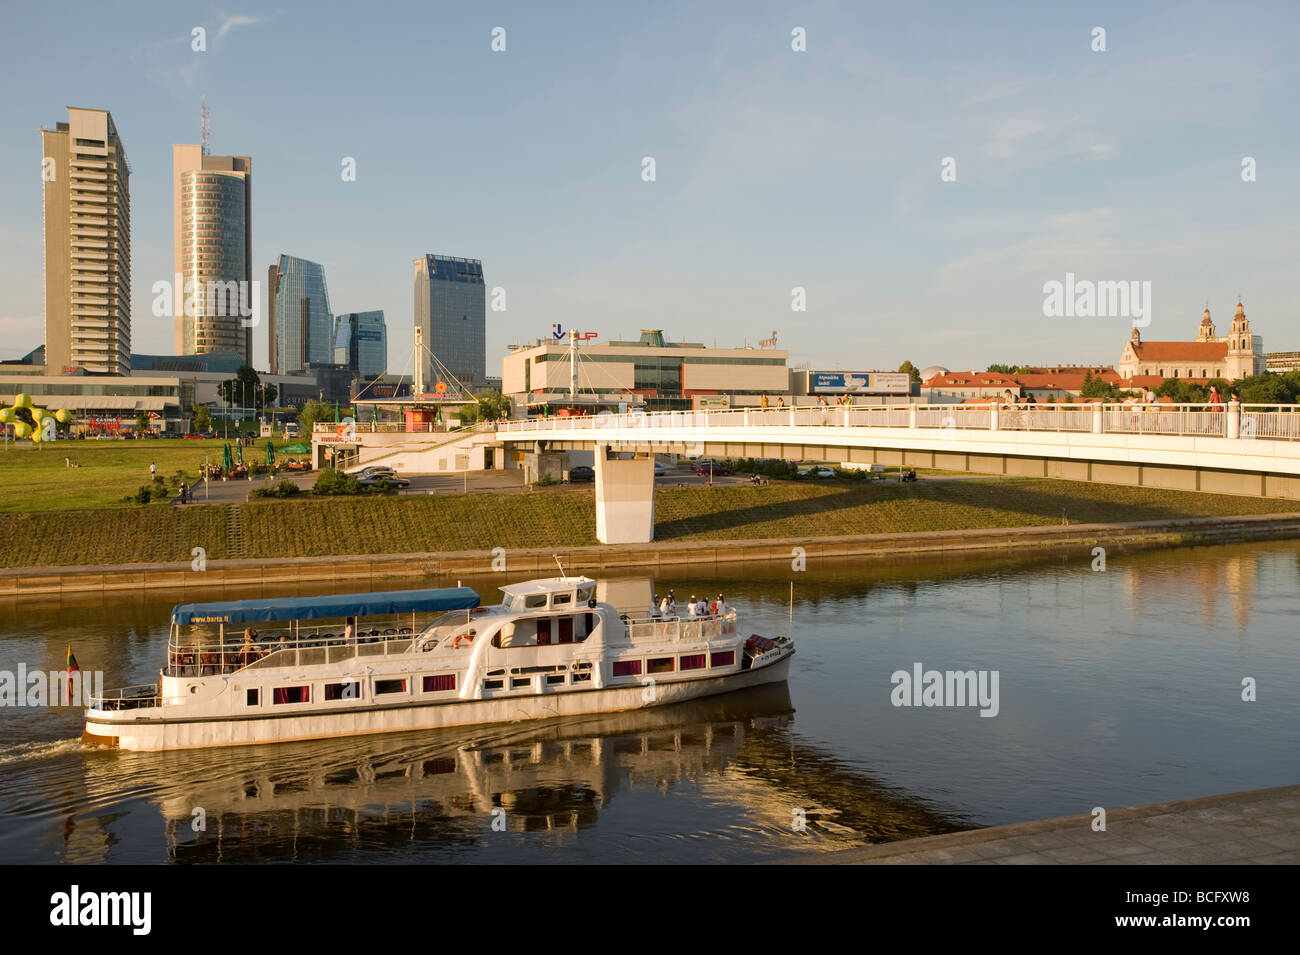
502;329;790;411
333;310;387;380
413;255;485;387
268;255;333;375
40;108;132;375
173;145;252;361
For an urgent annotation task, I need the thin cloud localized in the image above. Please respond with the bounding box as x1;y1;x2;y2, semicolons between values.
216;15;262;44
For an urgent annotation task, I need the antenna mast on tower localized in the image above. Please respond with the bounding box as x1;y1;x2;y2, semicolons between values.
200;98;211;155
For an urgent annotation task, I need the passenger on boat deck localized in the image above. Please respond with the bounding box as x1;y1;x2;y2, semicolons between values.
650;595;661;618
687;595;698;616
344;617;356;645
667;591;677;617
715;594;727;616
695;596;709;616
659;594;673;618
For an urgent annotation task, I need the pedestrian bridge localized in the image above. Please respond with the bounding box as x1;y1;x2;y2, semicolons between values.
497;402;1300;543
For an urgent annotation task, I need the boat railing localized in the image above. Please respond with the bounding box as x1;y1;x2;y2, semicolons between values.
88;683;162;711
166;625;417;677
623;611;736;642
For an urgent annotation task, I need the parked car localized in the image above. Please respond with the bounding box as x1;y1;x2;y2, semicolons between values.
355;465;397;480
568;466;595;483
357;474;410;490
653;462;667;476
798;466;836;479
692;459;731;476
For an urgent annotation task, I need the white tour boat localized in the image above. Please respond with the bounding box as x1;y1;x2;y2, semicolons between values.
83;576;794;751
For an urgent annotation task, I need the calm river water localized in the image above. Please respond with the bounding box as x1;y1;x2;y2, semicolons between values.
1;540;1297;863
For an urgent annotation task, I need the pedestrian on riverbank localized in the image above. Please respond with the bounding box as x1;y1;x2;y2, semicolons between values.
149;461;157;478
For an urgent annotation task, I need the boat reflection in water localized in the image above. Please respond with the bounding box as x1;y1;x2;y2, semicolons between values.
136;684;963;863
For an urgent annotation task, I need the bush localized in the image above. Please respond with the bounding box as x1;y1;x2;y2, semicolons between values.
250;479;302;499
125;482;171;505
312;469;362;496
534;473;556;487
726;458;797;479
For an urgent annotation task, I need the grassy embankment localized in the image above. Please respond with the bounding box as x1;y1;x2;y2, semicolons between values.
0;475;1295;568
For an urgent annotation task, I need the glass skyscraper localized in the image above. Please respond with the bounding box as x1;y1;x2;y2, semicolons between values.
173;145;252;363
268;254;333;375
413;255;485;388
333;310;387;380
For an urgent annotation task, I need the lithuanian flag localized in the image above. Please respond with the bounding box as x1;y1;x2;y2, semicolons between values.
66;646;79;702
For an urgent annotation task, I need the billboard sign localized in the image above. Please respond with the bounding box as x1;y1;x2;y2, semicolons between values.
692;395;730;410
811;372;910;395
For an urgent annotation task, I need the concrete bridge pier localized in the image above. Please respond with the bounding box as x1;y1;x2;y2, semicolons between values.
594;445;655;544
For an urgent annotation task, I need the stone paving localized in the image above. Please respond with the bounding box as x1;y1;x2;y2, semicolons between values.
773;784;1300;865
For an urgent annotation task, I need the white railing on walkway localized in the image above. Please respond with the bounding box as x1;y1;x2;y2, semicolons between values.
496;403;1300;441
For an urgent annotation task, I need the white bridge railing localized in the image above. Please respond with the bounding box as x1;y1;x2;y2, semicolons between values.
497;402;1300;442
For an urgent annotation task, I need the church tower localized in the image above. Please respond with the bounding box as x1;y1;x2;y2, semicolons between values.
1225;302;1260;378
1196;307;1215;342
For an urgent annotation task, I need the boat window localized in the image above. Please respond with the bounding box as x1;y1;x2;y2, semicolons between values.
553;592;573;607
511;678;532;689
273;686;310;705
710;651;735;667
246;688;260;706
423;674;455;692
495;619;561;649
613;660;641;677
525;594;547;609
680;654;706;671
375;679;407;695
647;657;674;674
572;671;591;683
577;585;594;603
546;674;565;685
484;679;504;690
325;681;361;701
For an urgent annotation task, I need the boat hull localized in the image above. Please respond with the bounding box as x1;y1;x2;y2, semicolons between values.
84;654;793;752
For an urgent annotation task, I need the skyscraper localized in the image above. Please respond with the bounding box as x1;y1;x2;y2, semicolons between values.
173;144;252;362
41;108;131;375
268;255;333;375
333;310;387;380
413;255;485;387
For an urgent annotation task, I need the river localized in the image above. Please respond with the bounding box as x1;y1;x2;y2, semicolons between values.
1;539;1296;863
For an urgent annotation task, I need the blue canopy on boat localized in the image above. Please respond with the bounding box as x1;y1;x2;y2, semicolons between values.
171;587;480;626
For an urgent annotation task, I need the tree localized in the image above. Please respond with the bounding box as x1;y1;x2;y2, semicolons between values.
218;365;262;408
1237;373;1291;404
472;390;511;423
258;382;278;407
1079;371;1121;401
191;405;213;432
897;361;922;383
135;411;150;433
297;399;333;435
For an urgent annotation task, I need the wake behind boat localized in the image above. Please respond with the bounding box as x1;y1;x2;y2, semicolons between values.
83;576;794;751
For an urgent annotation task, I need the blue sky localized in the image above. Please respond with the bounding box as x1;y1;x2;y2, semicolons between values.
1;0;1297;376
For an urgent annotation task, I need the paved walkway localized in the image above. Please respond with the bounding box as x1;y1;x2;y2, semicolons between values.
773;785;1300;864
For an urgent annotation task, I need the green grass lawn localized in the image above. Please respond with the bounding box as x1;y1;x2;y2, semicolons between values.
0;477;1295;568
0;437;289;512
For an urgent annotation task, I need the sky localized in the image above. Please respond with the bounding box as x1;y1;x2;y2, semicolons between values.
1;0;1298;378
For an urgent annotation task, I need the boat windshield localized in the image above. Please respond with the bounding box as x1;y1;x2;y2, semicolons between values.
417;608;484;646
